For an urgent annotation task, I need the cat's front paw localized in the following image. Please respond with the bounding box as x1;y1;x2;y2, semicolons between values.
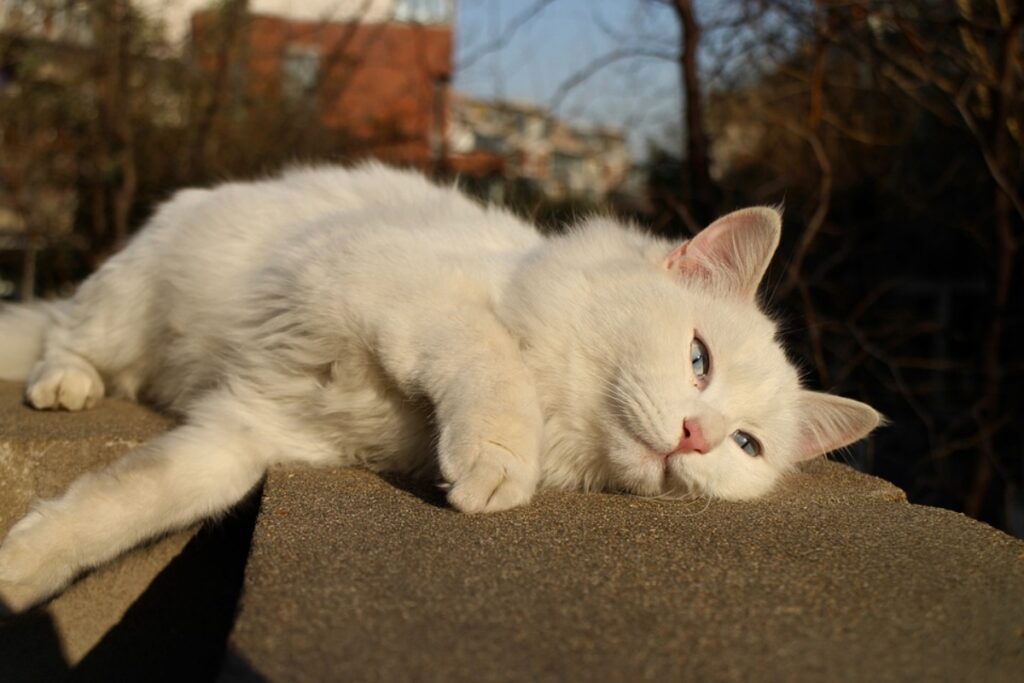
26;359;104;411
0;549;52;615
0;577;48;616
0;514;72;613
446;441;539;513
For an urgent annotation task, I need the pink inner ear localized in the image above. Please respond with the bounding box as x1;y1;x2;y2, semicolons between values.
662;207;780;298
663;241;713;281
793;393;882;461
686;213;751;272
796;434;836;461
664;241;688;270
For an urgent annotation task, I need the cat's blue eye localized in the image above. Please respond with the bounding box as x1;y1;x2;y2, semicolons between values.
690;337;710;379
731;431;762;457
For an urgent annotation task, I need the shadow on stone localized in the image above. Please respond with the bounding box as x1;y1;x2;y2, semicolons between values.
0;484;263;683
0;603;70;683
218;646;271;682
379;471;450;509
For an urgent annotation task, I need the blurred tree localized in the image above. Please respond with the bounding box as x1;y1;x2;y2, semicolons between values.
668;0;716;226
696;0;1023;531
572;0;1022;532
0;0;388;286
86;0;154;256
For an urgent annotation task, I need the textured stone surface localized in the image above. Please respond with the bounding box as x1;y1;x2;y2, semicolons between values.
2;379;1022;683
0;381;256;683
0;381;184;664
226;462;1024;683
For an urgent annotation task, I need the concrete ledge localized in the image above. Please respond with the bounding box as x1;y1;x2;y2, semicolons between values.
226;463;1024;682
1;381;1022;682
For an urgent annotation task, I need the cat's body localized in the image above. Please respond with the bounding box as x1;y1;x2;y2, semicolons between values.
0;164;879;611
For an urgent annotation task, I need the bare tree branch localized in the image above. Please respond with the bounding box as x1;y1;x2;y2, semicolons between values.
457;0;558;72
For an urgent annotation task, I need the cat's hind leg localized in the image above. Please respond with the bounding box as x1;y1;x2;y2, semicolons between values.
25;247;157;411
0;389;278;612
24;346;105;411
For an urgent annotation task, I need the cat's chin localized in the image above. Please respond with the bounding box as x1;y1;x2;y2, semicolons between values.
605;428;692;498
664;456;713;498
668;453;781;502
608;427;778;502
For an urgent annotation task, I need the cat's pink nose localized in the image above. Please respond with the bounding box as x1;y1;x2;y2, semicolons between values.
676;418;710;454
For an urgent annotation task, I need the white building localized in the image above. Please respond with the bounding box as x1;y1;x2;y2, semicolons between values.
0;0;454;48
144;0;453;44
449;94;632;201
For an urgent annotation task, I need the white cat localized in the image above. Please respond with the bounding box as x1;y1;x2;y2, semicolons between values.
0;163;879;611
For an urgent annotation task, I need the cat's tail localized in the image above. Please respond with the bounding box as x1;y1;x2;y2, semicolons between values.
0;300;69;381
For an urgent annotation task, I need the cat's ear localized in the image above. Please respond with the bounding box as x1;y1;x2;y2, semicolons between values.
664;207;781;300
791;392;882;461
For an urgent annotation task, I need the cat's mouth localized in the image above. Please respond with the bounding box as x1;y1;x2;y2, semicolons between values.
628;430;665;460
625;430;676;477
607;423;706;499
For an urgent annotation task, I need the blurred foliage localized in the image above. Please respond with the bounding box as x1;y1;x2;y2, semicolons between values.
642;0;1023;533
455;174;604;233
0;0;366;289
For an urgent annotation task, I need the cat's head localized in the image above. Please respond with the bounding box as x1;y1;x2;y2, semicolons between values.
506;207;881;501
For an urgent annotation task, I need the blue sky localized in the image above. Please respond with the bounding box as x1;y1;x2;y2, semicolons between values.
451;0;799;160
453;0;684;157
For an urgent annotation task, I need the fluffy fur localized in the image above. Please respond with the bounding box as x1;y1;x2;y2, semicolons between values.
0;163;880;611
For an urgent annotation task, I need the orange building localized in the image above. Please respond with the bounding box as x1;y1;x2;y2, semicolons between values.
190;8;452;168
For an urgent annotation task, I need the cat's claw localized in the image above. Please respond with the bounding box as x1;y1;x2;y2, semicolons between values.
25;361;104;411
446;447;537;513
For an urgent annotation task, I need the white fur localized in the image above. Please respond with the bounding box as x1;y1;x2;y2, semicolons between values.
0;163;880;610
0;300;69;382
